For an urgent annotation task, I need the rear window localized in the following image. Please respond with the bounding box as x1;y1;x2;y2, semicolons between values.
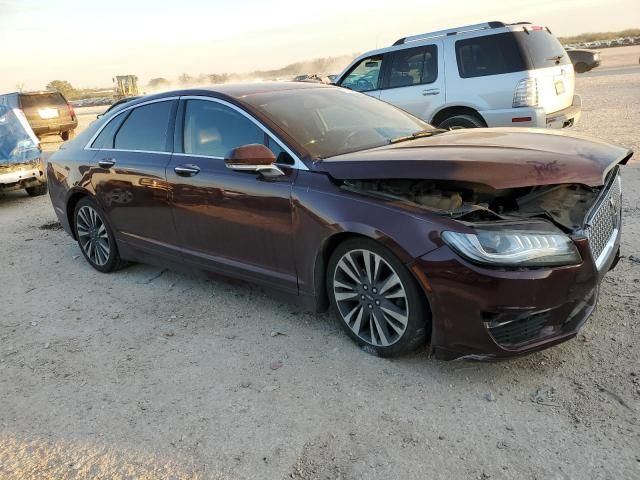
20;93;67;109
514;30;571;69
455;32;526;78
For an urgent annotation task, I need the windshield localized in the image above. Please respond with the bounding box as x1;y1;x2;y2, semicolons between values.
242;87;431;158
0;105;40;164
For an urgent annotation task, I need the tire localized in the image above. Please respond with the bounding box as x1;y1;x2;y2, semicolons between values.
25;184;48;197
437;114;486;129
327;238;430;357
61;130;74;141
574;62;590;74
73;197;126;273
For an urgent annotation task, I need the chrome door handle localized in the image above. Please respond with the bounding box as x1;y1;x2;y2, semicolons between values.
98;158;116;168
422;89;440;96
174;164;201;176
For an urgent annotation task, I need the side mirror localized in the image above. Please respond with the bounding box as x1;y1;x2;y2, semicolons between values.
224;144;284;177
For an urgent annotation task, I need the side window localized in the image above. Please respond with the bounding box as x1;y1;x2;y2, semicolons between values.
183;100;265;157
387;45;438;89
339;55;383;93
265;137;294;165
91;114;126;149
114;101;174;152
455;33;526;78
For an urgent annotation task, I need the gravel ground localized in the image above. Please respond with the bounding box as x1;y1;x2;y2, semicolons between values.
1;48;639;480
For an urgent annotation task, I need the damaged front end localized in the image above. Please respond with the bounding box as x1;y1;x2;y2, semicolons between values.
0;105;45;193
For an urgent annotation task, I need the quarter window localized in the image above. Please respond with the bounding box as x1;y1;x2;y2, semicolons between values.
339;55;383;93
91;114;126;149
387;45;437;88
114;101;174;152
455;33;527;78
183;100;264;157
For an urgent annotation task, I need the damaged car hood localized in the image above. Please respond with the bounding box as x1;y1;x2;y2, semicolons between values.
315;128;632;189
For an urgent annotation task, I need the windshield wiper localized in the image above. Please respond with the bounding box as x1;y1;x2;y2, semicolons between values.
389;128;447;144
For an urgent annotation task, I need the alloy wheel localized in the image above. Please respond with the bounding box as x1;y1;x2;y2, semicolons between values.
333;249;409;347
76;205;111;266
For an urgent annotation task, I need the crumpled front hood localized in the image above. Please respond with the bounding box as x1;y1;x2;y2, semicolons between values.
314;128;632;189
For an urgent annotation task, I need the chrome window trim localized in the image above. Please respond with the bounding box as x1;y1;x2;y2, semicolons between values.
84;97;180;152
179;95;308;171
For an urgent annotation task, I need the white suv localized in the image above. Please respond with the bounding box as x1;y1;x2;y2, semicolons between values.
335;21;581;129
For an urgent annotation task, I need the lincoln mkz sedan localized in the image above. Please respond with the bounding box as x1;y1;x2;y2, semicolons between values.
47;83;632;359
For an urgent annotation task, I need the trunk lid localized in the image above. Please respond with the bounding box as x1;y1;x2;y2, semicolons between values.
314;128;632;190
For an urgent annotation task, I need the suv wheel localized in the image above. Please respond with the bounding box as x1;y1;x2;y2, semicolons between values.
61;130;74;141
574;62;589;74
25;184;48;197
438;114;486;129
74;197;126;273
327;238;429;357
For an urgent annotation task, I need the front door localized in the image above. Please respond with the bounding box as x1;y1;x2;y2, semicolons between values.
167;98;298;293
378;42;445;122
90;99;179;259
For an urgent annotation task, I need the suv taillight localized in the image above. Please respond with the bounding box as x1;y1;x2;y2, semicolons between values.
68;102;76;120
513;78;538;108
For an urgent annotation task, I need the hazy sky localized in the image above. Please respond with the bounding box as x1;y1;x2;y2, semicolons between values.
1;0;638;91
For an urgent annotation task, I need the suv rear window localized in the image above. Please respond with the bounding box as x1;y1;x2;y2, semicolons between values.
455;33;526;78
20;93;67;109
514;30;571;69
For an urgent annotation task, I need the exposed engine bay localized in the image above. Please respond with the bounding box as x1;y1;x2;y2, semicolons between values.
342;176;606;232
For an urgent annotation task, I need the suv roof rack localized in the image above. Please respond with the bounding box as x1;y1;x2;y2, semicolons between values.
392;21;511;46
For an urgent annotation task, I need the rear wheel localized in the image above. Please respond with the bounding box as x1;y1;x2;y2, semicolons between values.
574;62;589;74
437;114;486;129
25;184;47;196
327;238;429;357
61;130;74;141
74;197;126;273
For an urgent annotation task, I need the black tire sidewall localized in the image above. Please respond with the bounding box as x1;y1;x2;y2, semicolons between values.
574;62;588;74
74;197;121;273
26;184;48;196
438;114;485;129
327;237;430;357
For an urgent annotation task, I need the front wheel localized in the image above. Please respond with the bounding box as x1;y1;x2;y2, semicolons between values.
327;238;430;357
74;197;126;272
25;184;48;197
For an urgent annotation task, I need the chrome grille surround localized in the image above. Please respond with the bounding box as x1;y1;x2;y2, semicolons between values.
584;169;622;270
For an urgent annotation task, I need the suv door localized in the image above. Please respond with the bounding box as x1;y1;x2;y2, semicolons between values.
337;54;385;99
90;99;180;259
167;98;298;293
377;42;444;122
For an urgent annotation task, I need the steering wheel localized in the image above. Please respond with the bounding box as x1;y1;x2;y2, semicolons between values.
355;77;373;91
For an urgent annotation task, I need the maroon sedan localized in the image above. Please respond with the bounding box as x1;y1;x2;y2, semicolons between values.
47;83;632;360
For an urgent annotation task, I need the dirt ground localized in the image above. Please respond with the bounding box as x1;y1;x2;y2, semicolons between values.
1;47;639;480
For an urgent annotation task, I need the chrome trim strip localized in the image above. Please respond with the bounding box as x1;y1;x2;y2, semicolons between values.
594;228;619;270
179;95;308;171
85;147;172;155
83;97;180;150
172;152;224;160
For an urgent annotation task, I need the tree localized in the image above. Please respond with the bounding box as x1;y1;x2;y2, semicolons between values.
46;80;75;98
148;77;170;90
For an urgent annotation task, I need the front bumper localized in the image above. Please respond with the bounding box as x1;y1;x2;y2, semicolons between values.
411;231;619;361
480;94;582;129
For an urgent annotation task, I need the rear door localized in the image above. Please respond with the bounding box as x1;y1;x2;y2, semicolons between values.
514;29;574;114
378;42;444;122
337;54;385;99
90;99;180;260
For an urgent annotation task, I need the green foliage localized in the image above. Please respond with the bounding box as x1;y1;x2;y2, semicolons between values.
46;80;76;98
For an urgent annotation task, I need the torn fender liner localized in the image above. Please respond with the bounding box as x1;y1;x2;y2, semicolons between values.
315;128;632;189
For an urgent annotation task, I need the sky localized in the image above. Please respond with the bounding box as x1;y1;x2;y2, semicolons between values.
0;0;638;92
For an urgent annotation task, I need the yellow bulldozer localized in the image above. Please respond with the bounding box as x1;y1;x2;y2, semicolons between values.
113;75;140;101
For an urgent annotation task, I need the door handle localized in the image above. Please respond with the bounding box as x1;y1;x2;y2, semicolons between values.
98;158;116;168
174;164;201;177
422;88;440;96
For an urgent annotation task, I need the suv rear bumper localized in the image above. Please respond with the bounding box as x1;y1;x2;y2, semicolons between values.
480;95;582;129
31;120;78;137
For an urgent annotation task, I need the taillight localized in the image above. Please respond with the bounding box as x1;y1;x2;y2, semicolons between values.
513;78;538;108
68;102;76;120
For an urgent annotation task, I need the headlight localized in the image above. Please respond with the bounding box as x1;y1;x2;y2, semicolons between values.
442;224;581;267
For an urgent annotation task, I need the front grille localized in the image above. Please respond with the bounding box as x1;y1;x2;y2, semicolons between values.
487;311;551;347
585;169;621;268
